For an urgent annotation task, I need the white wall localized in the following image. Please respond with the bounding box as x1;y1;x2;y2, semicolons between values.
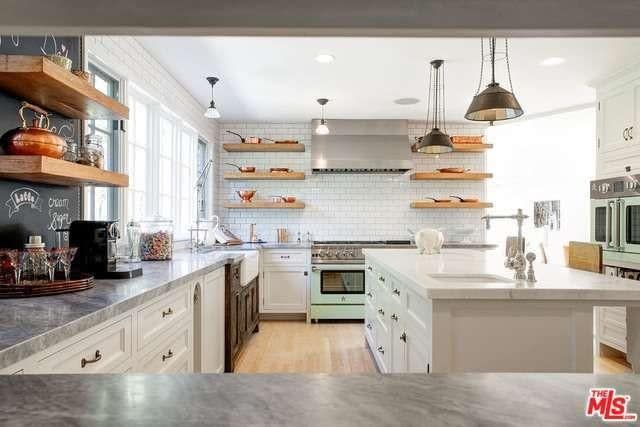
485;107;596;263
218;121;488;242
85;35;220;219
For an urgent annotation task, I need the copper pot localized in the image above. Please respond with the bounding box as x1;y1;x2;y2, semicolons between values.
225;162;256;173
450;195;480;203
273;195;296;203
226;130;261;144
1;102;66;159
269;167;291;173
236;190;257;203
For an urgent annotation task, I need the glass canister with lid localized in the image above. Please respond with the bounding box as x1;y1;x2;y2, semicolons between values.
139;218;174;261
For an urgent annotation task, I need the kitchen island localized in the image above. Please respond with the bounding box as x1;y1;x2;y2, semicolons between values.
0;373;637;426
363;248;640;374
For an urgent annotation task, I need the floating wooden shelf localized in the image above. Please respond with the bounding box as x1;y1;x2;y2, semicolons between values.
223;143;305;153
0;55;129;119
452;143;493;152
410;201;493;209
224;171;305;180
0;156;129;187
410;172;493;181
224;201;305;209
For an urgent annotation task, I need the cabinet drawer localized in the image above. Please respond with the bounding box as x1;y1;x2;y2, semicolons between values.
405;286;431;332
364;306;376;348
374;321;390;373
137;286;191;351
600;307;627;328
600;321;627;353
137;322;192;373
39;315;132;374
263;250;308;265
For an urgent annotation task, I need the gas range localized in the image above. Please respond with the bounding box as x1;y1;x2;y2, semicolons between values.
311;240;413;264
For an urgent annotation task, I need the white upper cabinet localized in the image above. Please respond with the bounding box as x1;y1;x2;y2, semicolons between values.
599;89;634;153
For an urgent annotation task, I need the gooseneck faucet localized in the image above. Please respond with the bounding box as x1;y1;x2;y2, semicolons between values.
481;209;529;281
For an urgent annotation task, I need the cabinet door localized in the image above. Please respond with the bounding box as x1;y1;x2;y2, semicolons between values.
201;269;225;374
599;90;634;152
230;290;243;360
404;325;430;374
262;267;308;313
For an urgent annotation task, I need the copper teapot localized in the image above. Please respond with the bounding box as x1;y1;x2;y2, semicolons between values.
1;102;67;159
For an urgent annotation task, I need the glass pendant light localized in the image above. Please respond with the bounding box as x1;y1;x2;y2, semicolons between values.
416;59;453;154
465;38;523;123
204;77;221;119
315;98;330;135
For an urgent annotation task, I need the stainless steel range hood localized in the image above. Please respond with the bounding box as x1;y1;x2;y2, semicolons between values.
311;119;413;173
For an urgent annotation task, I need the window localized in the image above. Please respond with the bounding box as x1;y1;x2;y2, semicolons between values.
125;85;200;240
85;64;121;220
197;139;209;219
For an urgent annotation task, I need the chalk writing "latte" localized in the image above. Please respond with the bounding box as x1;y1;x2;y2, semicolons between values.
5;187;42;218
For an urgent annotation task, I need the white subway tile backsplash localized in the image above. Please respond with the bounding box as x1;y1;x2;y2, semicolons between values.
218;121;488;243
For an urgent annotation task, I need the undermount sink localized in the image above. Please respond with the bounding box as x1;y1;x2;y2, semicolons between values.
429;274;514;284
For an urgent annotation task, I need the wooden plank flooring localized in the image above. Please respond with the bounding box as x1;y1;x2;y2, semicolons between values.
234;320;631;374
234;320;377;374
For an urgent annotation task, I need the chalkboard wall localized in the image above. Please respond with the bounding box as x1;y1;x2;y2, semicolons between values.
0;35;82;248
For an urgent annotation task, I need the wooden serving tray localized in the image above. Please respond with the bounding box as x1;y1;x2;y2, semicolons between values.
0;273;95;298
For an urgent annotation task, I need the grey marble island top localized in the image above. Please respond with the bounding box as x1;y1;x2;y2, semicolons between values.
0;250;243;370
0;373;638;426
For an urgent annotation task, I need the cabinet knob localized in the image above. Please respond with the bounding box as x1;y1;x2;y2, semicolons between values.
366;292;373;298
366;323;372;330
392;288;400;296
377;307;385;315
162;349;174;362
378;276;385;282
391;313;398;321
366;266;373;271
377;346;384;354
400;332;407;342
624;127;630;141
162;307;174;318
81;350;102;368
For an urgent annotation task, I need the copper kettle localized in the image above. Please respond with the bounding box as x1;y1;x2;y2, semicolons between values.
1;102;67;159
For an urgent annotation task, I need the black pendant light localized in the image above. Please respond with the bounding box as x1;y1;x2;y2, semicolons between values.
465;38;523;123
204;76;221;119
416;59;453;154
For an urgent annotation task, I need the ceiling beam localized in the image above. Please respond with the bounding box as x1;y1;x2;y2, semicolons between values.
3;0;640;37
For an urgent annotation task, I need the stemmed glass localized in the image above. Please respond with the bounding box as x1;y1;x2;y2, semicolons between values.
0;249;20;285
45;248;62;282
58;247;78;281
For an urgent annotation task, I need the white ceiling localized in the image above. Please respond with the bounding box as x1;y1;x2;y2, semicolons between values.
137;37;640;122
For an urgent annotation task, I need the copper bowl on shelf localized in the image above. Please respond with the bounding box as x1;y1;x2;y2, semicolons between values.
1;102;66;159
225;163;256;173
269;167;291;173
236;190;257;203
274;195;296;203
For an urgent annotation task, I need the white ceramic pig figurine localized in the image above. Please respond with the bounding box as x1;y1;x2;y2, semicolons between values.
415;228;444;255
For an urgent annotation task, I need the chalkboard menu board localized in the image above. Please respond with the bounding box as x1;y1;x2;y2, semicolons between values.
0;35;82;249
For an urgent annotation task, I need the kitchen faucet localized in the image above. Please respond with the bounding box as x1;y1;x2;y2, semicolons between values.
481;209;529;281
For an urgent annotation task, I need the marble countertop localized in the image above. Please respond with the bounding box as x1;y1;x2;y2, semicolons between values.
0;250;243;370
200;242;312;251
0;373;637;426
364;248;640;301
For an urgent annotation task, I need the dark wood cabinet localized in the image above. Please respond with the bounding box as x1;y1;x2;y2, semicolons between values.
225;262;260;372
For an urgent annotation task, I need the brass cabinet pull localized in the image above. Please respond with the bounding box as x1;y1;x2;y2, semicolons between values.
162;307;174;318
392;288;400;296
162;349;174;362
391;313;399;321
624;127;630;141
81;350;102;368
400;332;407;342
377;346;384;354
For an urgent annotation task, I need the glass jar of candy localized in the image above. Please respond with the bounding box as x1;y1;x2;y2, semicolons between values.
139;218;174;261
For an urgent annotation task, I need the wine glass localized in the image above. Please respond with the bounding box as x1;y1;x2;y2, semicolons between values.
0;249;20;285
58;247;78;281
45;248;62;282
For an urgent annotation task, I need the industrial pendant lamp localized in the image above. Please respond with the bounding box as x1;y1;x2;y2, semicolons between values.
416;59;453;154
315;98;330;135
465;38;523;123
204;76;221;119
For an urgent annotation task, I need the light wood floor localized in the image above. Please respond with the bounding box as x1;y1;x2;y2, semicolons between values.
234;320;377;374
234;320;631;374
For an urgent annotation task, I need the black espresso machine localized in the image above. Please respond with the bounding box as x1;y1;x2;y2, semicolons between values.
70;220;143;279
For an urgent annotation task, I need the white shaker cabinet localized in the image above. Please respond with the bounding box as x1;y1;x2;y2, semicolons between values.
194;267;225;373
261;250;310;314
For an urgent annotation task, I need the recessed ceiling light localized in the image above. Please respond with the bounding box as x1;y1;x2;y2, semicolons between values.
540;57;565;66
394;97;420;105
315;54;335;63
